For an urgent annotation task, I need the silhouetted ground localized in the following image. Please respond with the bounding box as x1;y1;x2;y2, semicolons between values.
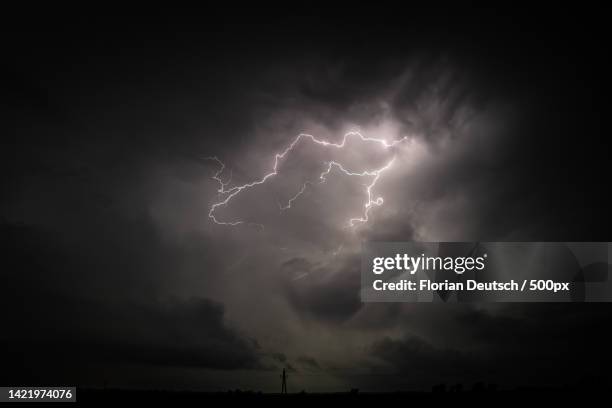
73;387;601;405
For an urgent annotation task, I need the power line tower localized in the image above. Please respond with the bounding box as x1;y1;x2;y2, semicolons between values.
281;368;288;394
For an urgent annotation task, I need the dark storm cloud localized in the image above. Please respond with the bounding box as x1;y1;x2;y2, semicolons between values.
366;303;612;389
282;256;362;323
3;294;261;370
144;68;611;396
1;9;608;393
296;356;321;371
371;336;476;378
0;222;262;384
192;42;599;247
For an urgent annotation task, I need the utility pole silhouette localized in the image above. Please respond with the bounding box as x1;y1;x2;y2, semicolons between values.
281;368;288;394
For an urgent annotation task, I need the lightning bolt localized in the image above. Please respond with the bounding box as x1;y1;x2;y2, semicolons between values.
206;131;407;228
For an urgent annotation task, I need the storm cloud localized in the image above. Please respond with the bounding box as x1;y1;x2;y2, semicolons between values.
1;9;608;392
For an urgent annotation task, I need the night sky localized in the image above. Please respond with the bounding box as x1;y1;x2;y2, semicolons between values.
1;7;610;392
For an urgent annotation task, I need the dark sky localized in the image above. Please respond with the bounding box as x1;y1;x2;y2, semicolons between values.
1;7;610;392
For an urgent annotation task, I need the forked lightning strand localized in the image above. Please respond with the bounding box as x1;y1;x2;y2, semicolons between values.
207;131;407;228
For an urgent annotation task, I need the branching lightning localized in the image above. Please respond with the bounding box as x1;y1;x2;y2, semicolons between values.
206;131;407;228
